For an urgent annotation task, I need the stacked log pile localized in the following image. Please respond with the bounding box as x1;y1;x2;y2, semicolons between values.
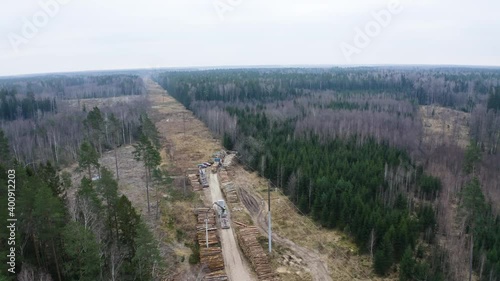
195;208;216;222
237;227;278;281
218;170;238;203
197;231;219;246
219;170;230;183
195;208;217;242
200;248;225;272
194;207;228;280
221;182;238;203
204;270;228;281
188;173;202;191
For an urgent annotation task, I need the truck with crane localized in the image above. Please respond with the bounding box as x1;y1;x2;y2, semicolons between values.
214;200;230;229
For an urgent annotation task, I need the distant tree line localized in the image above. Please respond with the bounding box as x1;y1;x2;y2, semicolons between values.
0;89;56;121
156;66;499;164
156;67;500;110
0;96;149;166
0;74;145;100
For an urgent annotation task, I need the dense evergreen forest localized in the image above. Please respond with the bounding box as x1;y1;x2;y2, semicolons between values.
0;90;56;121
155;67;500;280
0;133;162;281
0;74;166;281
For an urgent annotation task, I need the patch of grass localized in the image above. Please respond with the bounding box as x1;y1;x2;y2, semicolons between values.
167;188;196;202
186;241;200;265
420;105;470;148
166;217;175;230
176;229;186;242
161;200;197;245
230;205;253;226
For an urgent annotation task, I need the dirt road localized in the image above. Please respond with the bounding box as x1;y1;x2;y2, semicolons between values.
239;187;333;281
145;78;256;280
208;172;255;281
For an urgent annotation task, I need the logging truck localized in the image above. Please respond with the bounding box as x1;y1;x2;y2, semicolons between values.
214;200;230;229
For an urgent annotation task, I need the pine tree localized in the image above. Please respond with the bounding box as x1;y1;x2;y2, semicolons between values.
84;107;105;155
38;162;65;198
116;195;140;254
132;222;162;281
399;247;415;281
139;114;161;149
62;222;101;281
133;134;161;214
223;132;234;150
95;167;120;239
374;250;388;276
78;141;100;179
464;141;481;175
33;184;66;281
374;234;394;275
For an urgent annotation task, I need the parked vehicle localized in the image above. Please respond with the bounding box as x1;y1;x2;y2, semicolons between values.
214;200;230;229
216;199;227;218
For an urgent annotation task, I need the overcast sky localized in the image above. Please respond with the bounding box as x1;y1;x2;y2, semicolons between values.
0;0;499;76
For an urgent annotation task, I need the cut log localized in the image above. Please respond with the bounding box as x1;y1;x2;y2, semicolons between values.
233;221;248;228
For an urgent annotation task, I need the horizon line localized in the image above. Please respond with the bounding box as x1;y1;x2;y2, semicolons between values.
2;63;500;79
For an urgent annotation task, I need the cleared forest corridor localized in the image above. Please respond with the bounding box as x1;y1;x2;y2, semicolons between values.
145;78;255;281
145;77;369;281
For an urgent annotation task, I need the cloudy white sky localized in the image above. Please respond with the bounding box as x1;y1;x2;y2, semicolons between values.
0;0;499;76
